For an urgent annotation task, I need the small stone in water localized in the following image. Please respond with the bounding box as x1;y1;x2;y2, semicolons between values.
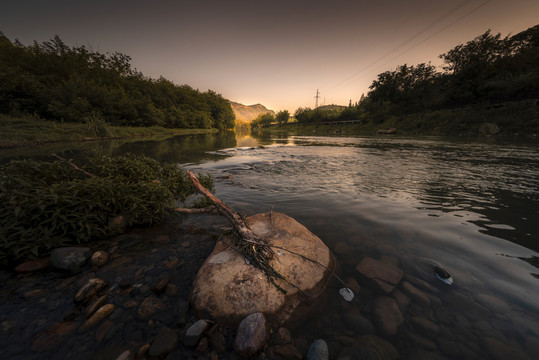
434;266;453;285
339;288;355;302
244;258;250;265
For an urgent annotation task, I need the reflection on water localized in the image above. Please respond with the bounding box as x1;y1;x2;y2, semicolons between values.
2;131;539;359
191;133;539;359
0;131;237;164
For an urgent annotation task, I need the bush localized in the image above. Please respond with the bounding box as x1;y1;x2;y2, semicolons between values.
0;154;213;267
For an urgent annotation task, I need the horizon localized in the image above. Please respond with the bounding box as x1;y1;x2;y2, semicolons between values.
1;0;538;113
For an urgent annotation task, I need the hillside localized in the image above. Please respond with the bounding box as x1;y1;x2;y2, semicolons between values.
230;101;275;123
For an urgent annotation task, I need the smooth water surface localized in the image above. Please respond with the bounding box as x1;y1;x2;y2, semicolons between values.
190;132;539;359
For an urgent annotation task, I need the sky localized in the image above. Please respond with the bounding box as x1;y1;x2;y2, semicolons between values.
1;0;538;113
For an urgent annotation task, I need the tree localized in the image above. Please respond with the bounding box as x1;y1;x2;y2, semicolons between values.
275;110;289;124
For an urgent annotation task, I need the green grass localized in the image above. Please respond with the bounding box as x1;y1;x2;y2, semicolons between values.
0;115;218;148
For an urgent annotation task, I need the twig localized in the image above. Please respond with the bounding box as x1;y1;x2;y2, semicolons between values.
173;206;218;214
51;153;95;178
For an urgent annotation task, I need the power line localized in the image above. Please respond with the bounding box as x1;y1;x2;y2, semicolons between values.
325;0;491;97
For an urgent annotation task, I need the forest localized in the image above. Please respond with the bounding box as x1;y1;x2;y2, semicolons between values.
291;24;539;126
0;34;235;130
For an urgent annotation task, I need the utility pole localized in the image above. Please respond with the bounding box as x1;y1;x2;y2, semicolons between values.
314;89;320;108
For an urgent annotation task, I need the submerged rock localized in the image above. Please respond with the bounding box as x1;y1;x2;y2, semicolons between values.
372;297;403;336
356;257;403;294
190;212;334;325
307;339;329;360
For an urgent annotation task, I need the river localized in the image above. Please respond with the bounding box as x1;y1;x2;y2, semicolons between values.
2;131;538;359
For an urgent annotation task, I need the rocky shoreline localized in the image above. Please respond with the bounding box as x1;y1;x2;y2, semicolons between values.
2;213;538;360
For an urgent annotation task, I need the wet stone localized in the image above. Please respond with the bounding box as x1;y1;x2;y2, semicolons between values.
233;313;267;358
407;332;437;350
409;316;439;337
91;250;109;267
137;295;166;320
165;283;179;296
390;287;411;312
184;319;210;347
401;281;430;307
194;336;209;355
209;329;227;353
92;346;133;360
51;247;92;273
74;278;107;304
271;327;292;345
307;339;329;360
149;326;179;357
151;276;169;294
83;294;107;318
372;296;404;336
356;257;403;294
15;257;51;273
79;304;115;332
343;307;375;334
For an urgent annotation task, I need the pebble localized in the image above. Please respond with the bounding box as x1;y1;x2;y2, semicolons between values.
483;337;529;360
91;251;109;267
149;326;179;357
194;336;209;355
271;327;292;345
95;320;114;341
390;287;411;312
136;344;151;360
209;329;227;353
165;283;179;296
151;276;169;294
233;313;267;358
184;319;210;347
14;257;51;273
137;295;166;320
79;304;115;332
74;278;108;304
83;294;108;318
306;339;329;360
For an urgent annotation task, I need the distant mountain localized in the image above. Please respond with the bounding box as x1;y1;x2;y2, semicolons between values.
230;101;275;123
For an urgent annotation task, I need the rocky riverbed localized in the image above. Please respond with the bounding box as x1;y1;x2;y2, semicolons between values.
1;213;538;360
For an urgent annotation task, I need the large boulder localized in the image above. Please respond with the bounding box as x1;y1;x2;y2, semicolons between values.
190;212;334;325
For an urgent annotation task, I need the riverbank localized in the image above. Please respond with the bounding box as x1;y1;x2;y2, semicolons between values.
0;115;219;148
266;99;539;137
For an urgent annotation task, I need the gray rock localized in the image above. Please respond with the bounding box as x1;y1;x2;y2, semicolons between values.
356;257;403;294
184;319;209;347
51;247;91;273
307;339;329;360
233;313;267;358
372;297;403;336
149;326;179;357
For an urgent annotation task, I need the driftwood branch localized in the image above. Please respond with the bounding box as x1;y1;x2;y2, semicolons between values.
51;153;95;178
186;170;275;260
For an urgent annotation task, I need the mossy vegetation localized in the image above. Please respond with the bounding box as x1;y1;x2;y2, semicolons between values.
0;154;213;268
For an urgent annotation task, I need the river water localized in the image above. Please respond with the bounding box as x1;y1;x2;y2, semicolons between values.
2;131;539;359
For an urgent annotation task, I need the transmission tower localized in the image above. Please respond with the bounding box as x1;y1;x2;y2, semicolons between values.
314;89;321;108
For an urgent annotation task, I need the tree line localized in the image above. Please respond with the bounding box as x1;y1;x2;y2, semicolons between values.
0;34;235;130
291;24;539;125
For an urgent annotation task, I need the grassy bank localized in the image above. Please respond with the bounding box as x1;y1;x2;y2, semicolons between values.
0;115;219;148
268;99;539;137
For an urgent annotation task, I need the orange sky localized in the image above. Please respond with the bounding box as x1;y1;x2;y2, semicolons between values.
1;0;538;113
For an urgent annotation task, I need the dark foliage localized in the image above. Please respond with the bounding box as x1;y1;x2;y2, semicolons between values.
0;34;235;130
0;154;213;267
